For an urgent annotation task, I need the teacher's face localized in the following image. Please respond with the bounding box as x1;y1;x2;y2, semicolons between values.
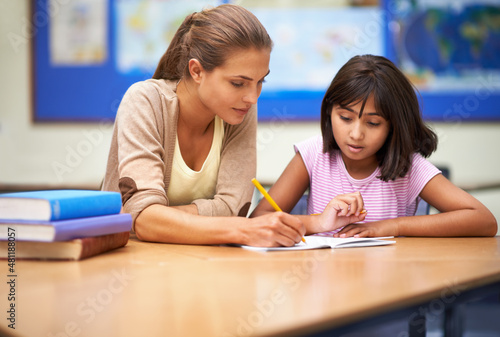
196;47;270;125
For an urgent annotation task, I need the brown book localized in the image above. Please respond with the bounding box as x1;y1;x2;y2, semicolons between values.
0;231;130;260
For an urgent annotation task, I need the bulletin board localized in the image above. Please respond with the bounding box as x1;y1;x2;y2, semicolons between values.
32;0;500;122
32;0;144;122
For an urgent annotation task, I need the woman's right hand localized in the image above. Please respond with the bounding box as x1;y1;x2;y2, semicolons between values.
241;212;306;247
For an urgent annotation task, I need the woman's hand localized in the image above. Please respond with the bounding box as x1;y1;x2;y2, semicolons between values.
314;192;367;233
242;212;306;247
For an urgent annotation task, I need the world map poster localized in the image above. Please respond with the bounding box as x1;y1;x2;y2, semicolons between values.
387;0;500;94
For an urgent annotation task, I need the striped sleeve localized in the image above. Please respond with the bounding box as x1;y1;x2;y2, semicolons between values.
406;153;441;203
294;135;322;179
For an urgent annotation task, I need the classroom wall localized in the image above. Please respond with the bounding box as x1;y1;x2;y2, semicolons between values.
1;1;499;234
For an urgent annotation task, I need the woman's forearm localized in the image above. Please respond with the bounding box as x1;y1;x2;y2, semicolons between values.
134;204;242;244
134;203;308;247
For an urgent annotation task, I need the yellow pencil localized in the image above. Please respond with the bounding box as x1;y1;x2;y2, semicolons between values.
251;178;306;243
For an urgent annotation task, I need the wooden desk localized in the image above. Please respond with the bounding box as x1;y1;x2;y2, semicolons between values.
3;237;500;337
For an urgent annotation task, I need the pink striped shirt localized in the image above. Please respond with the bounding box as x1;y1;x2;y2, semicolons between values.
295;135;441;234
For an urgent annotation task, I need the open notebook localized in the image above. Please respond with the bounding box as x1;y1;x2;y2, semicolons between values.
237;235;395;251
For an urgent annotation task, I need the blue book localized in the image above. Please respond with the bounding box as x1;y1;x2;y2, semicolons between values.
0;213;132;242
0;190;122;221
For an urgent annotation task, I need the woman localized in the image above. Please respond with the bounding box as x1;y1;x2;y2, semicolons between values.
102;4;305;247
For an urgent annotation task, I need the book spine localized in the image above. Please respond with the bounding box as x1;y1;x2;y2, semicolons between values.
53;213;132;241
78;232;130;260
53;194;122;221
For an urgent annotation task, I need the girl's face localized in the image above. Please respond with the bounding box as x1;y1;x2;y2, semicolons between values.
330;94;390;170
196;47;270;125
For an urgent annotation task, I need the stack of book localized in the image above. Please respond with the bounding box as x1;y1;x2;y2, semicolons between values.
0;189;132;260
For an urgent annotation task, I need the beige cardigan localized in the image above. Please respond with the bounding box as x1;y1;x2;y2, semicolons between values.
102;79;257;227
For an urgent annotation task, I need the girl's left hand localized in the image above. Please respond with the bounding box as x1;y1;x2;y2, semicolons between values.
333;220;399;238
316;192;367;233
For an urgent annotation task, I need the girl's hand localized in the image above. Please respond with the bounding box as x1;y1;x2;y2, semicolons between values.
333;219;399;238
243;212;306;247
316;192;367;233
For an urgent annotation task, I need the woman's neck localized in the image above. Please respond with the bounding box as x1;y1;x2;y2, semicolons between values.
175;78;216;171
176;78;215;136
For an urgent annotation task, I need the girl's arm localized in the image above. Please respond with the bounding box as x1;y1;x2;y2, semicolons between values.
250;153;366;235
335;173;498;237
250;153;310;216
134;203;306;247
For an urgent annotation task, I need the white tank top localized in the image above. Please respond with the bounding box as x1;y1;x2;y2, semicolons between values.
167;116;224;206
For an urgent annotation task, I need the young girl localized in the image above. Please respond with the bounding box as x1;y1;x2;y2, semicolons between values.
102;4;305;247
251;54;497;238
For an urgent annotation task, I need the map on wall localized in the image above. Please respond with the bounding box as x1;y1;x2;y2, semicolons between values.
242;6;382;91
388;0;500;93
115;0;222;75
112;0;382;119
114;0;382;89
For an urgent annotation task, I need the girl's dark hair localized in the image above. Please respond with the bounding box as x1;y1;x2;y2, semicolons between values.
320;54;438;181
153;4;273;80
